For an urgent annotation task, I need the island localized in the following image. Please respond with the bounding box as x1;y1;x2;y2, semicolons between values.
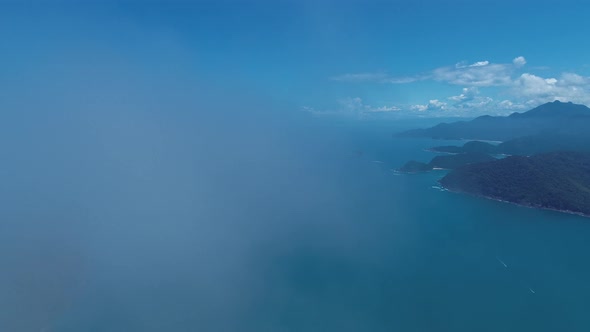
439;152;590;216
399;152;496;173
398;100;590;217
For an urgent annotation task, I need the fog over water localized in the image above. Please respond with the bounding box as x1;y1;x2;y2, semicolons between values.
5;77;590;331
0;74;430;330
5;4;590;331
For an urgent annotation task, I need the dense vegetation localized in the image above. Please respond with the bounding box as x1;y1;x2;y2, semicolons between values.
399;152;495;173
431;141;499;154
440;152;590;216
398;160;432;173
499;134;590;155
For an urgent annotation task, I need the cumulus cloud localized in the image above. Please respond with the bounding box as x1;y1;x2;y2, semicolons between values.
321;55;590;116
429;99;446;108
560;72;588;85
513;72;590;104
410;104;428;112
442;86;497;114
513;56;527;67
448;87;480;101
498;99;527;110
372;105;401;112
437;70;590;115
408;94;529;116
411;99;447;112
461;96;494;109
515;73;557;96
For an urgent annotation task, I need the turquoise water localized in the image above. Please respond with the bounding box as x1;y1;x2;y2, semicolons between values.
247;120;590;331
3;118;590;331
277;121;590;331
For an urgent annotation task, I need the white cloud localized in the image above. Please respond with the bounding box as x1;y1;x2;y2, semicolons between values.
516;74;556;96
498;100;527;110
513;72;590;105
433;62;514;86
513;56;527;67
469;61;490;67
411;99;447;112
429;99;446;108
444;86;496;114
410;95;527;116
319;55;590;117
410;104;428;112
372;105;401;112
463;96;494;108
448;87;479;101
560;72;587;85
331;56;527;87
448;95;465;102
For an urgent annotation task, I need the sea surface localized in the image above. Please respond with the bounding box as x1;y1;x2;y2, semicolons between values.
2;116;590;331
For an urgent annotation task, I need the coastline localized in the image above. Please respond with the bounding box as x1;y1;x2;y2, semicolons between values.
461;139;503;144
397;167;450;174
424;148;457;154
438;182;590;219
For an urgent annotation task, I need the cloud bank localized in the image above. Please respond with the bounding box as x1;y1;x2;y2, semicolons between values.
321;56;590;116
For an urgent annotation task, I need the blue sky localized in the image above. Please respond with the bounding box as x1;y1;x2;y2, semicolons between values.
2;0;590;118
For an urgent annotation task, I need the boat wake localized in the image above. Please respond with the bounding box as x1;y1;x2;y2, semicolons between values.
496;256;508;268
430;185;447;192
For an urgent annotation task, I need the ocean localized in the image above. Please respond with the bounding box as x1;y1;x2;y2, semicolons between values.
2;116;590;331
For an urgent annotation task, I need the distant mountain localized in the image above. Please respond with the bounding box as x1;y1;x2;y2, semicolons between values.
399;152;495;173
440;152;590;216
400;101;590;216
498;134;590;156
397;101;590;141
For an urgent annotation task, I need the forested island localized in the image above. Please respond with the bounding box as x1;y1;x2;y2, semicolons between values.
398;100;590;217
399;152;495;173
440;152;590;216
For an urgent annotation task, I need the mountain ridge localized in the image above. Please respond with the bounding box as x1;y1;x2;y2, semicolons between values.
397;100;590;141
